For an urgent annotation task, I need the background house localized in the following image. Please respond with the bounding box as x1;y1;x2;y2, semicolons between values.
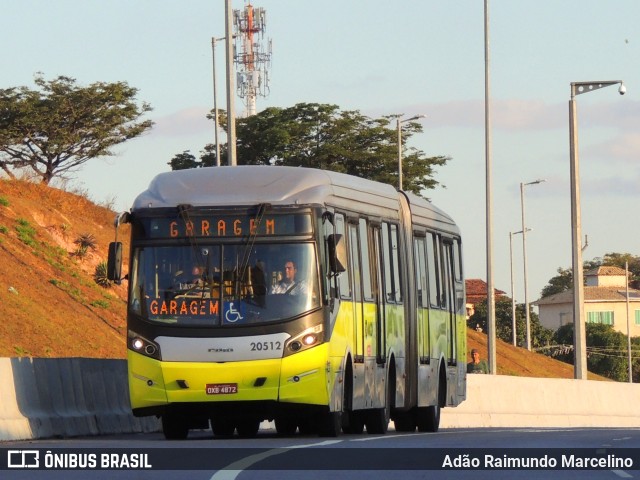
465;278;507;319
535;266;640;335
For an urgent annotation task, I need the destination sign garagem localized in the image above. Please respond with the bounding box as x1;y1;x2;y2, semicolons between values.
143;214;312;238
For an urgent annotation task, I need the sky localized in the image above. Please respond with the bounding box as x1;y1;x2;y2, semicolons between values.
3;0;640;307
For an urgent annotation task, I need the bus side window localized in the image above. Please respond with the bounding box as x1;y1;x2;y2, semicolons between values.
359;218;373;302
335;213;351;299
438;236;448;310
390;224;403;303
414;236;427;308
453;237;464;313
453;237;463;282
381;223;393;303
348;223;362;302
426;232;440;308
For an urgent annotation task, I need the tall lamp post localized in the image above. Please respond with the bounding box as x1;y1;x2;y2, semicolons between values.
483;0;497;375
211;36;225;166
569;79;625;380
396;114;426;190
521;179;545;350
224;0;237;166
509;229;530;346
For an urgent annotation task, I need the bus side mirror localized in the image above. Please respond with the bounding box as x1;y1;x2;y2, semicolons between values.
107;242;123;284
327;234;347;274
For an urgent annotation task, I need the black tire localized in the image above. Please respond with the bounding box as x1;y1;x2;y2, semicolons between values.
318;411;341;437
298;416;317;435
275;417;298;436
417;404;440;432
236;418;260;438
393;410;417;433
365;371;392;435
365;405;389;435
211;416;235;437
342;410;365;434
162;414;189;440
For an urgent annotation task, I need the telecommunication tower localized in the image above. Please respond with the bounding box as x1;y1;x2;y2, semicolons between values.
233;3;272;116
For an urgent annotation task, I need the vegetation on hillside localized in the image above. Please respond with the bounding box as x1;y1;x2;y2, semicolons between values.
468;297;554;349
547;323;640;382
0;178;129;358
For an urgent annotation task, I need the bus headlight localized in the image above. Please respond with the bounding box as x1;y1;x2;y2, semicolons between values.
284;324;323;357
128;330;161;360
302;333;318;346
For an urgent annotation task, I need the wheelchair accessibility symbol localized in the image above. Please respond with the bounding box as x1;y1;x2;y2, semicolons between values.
224;302;244;323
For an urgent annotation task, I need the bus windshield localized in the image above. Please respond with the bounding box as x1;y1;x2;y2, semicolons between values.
129;243;319;326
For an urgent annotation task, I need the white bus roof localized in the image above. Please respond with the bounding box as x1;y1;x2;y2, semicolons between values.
133;166;458;234
404;191;459;235
133;166;400;212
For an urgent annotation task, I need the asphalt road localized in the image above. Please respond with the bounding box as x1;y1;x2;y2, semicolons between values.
2;426;639;480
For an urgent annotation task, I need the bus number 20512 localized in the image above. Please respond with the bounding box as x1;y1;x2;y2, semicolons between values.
250;341;282;351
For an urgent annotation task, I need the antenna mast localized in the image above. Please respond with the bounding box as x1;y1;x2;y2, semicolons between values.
233;2;272;116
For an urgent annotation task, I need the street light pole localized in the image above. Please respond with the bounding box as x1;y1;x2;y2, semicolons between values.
520;179;545;350
224;0;237;166
396;114;426;191
509;229;529;346
211;36;225;166
484;0;497;375
569;79;625;380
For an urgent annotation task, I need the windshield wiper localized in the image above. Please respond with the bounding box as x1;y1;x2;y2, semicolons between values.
235;203;270;299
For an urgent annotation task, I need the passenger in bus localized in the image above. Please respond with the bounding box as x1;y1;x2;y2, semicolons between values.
174;265;205;290
467;349;489;374
270;260;308;295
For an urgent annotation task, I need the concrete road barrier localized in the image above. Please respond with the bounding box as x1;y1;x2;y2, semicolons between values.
441;374;640;428
0;357;159;441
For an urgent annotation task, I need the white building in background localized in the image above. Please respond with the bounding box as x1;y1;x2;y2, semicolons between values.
535;266;640;336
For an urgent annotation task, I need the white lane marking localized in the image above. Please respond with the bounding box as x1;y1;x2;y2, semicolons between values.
209;440;342;480
351;433;423;442
611;470;633;478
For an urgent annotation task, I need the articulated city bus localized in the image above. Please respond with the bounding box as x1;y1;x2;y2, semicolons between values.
108;166;466;439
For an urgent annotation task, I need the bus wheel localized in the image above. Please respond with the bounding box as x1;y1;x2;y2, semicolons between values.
365;406;389;434
318;411;341;437
365;382;391;434
211;416;235;437
393;411;417;433
162;414;189;440
417;404;440;432
342;410;364;434
237;418;261;438
275;417;298;436
298;417;317;435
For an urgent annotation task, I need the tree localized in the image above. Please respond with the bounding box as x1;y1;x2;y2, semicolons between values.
469;297;553;349
551;323;640;382
539;268;573;299
0;74;153;184
168;145;218;171
172;103;450;197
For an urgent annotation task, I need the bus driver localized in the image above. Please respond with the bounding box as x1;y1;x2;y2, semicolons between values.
271;260;308;295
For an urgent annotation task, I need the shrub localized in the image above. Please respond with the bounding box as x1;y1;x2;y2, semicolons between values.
94;261;113;288
73;233;97;259
15;218;37;247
